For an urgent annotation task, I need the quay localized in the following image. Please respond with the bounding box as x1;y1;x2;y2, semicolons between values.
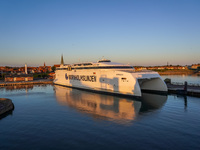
0;79;53;87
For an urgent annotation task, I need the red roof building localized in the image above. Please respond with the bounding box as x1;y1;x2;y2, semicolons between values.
5;75;33;82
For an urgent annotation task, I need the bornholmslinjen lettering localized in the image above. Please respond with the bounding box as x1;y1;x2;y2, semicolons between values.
66;74;97;82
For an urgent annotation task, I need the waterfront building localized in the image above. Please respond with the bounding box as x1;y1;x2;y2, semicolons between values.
48;72;55;79
5;75;33;82
191;64;200;69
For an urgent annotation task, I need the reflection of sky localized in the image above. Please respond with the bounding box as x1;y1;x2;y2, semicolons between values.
161;75;200;84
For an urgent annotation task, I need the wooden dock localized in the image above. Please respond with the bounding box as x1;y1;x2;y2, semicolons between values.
0;79;53;87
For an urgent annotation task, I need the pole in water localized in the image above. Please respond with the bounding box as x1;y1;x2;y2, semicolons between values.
184;81;188;94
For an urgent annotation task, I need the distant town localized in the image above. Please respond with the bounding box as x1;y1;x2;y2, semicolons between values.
0;63;60;82
134;64;200;76
0;63;200;82
135;63;200;71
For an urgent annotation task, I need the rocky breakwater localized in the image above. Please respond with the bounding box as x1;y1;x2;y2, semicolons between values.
0;98;14;116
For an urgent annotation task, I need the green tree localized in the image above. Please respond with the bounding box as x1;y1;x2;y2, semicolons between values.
51;66;56;72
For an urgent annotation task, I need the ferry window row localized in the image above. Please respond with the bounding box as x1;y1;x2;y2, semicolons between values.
56;66;133;70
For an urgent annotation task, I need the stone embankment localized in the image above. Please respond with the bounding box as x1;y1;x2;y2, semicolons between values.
0;98;14;116
0;79;53;87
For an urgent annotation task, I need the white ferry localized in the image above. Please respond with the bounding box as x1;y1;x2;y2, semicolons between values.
53;56;167;97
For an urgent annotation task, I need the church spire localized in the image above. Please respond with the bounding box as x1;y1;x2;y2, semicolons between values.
61;54;64;65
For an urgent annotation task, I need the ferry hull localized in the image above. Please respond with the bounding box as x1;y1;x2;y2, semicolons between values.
53;69;168;97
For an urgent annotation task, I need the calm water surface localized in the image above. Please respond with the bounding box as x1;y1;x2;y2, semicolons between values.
0;84;200;150
161;75;200;85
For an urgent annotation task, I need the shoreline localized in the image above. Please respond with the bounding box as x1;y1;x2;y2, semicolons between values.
157;70;199;75
0;79;53;87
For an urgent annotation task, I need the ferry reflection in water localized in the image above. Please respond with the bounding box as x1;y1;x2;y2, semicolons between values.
140;93;168;112
54;85;167;124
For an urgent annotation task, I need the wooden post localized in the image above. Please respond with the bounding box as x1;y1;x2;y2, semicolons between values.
184;81;188;94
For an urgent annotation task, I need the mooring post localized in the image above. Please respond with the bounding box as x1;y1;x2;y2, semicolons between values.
184;81;188;94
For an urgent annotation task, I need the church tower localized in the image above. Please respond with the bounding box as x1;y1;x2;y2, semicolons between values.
61;54;64;65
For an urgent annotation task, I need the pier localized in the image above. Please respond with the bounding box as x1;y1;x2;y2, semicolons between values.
166;83;200;97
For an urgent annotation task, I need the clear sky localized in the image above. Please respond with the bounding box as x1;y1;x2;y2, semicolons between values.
0;0;200;67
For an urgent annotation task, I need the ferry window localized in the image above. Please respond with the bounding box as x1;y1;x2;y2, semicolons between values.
98;60;111;62
83;63;92;66
121;78;127;82
68;66;72;71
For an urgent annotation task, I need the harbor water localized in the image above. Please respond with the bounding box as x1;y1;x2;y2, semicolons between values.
0;83;200;150
161;75;200;85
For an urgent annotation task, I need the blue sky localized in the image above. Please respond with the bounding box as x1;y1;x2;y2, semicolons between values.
0;0;200;67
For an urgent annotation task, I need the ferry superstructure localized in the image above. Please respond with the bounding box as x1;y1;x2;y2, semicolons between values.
53;58;167;97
